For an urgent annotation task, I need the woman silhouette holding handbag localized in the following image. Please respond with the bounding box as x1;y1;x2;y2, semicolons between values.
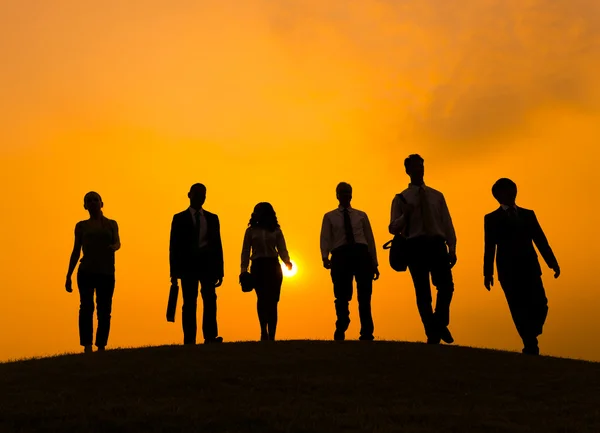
240;203;293;341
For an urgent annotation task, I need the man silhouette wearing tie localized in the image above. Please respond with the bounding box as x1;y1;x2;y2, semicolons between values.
389;154;457;344
484;178;560;355
169;183;225;344
320;182;380;341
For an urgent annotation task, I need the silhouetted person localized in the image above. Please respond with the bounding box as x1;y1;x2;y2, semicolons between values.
169;183;224;345
65;192;120;354
389;154;457;344
321;182;380;341
240;203;293;341
484;178;560;355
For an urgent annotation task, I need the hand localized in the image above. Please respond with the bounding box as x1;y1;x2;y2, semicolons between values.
552;265;561;278
373;267;380;281
108;243;119;251
65;277;73;293
484;276;494;291
286;262;293;271
449;251;457;269
323;258;331;270
215;278;223;288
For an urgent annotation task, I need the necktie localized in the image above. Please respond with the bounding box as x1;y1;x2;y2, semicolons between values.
419;186;434;236
343;208;355;245
506;207;517;218
194;211;201;248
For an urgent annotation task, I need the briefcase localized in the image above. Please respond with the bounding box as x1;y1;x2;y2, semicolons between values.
383;193;411;272
166;282;179;322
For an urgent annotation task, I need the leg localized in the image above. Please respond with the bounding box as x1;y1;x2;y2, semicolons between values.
356;278;374;340
181;278;199;344
330;250;353;340
356;249;374;340
252;259;273;340
76;272;95;348
200;280;218;341
430;240;454;343
94;274;116;349
525;276;548;338
500;279;538;353
407;240;436;341
267;261;283;340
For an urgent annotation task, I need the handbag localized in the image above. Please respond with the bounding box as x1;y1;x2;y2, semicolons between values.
383;193;411;272
239;271;255;293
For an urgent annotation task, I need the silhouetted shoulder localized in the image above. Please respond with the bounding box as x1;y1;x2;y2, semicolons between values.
173;209;189;219
485;208;503;219
323;209;338;218
352;208;369;218
425;186;445;199
204;210;218;219
516;207;535;215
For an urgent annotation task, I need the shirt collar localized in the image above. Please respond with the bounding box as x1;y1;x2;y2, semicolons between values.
338;206;353;212
409;182;427;189
188;207;204;216
501;204;517;211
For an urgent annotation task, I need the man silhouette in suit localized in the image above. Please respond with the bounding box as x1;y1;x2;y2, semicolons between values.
484;178;560;355
170;183;224;344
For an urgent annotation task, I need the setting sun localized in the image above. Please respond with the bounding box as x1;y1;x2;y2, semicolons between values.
281;261;298;278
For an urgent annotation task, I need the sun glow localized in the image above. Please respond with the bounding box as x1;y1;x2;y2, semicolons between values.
281;260;298;278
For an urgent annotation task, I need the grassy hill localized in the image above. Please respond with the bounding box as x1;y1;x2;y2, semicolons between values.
1;341;598;432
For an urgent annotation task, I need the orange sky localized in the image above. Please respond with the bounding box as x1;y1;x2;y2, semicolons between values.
1;0;599;362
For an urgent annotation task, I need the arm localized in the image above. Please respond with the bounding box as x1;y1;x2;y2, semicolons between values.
531;211;559;272
214;216;225;283
109;220;121;251
241;227;252;274
440;195;457;256
320;214;332;268
169;215;182;282
362;213;378;269
65;223;83;292
389;195;407;235
276;229;291;266
483;214;496;289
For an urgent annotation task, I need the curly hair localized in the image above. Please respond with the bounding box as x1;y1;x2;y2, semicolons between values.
248;202;280;232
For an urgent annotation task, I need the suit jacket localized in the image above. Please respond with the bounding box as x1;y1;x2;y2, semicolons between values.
169;209;224;280
484;206;558;281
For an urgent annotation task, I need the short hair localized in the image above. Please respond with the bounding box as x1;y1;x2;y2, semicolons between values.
336;182;352;194
491;178;517;200
404;154;424;171
189;183;206;193
83;191;102;204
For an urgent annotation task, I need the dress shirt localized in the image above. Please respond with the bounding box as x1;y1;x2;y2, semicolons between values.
241;227;291;273
188;207;208;248
320;206;378;267
389;184;457;253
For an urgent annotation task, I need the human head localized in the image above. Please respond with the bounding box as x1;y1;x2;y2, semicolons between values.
404;154;425;184
83;191;103;214
188;183;207;210
491;178;518;206
249;202;279;231
336;182;352;208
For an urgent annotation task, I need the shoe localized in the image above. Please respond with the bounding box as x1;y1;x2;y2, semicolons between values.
84;345;93;354
522;337;539;355
439;327;454;344
333;330;345;341
359;335;374;341
204;336;224;344
522;346;540;355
